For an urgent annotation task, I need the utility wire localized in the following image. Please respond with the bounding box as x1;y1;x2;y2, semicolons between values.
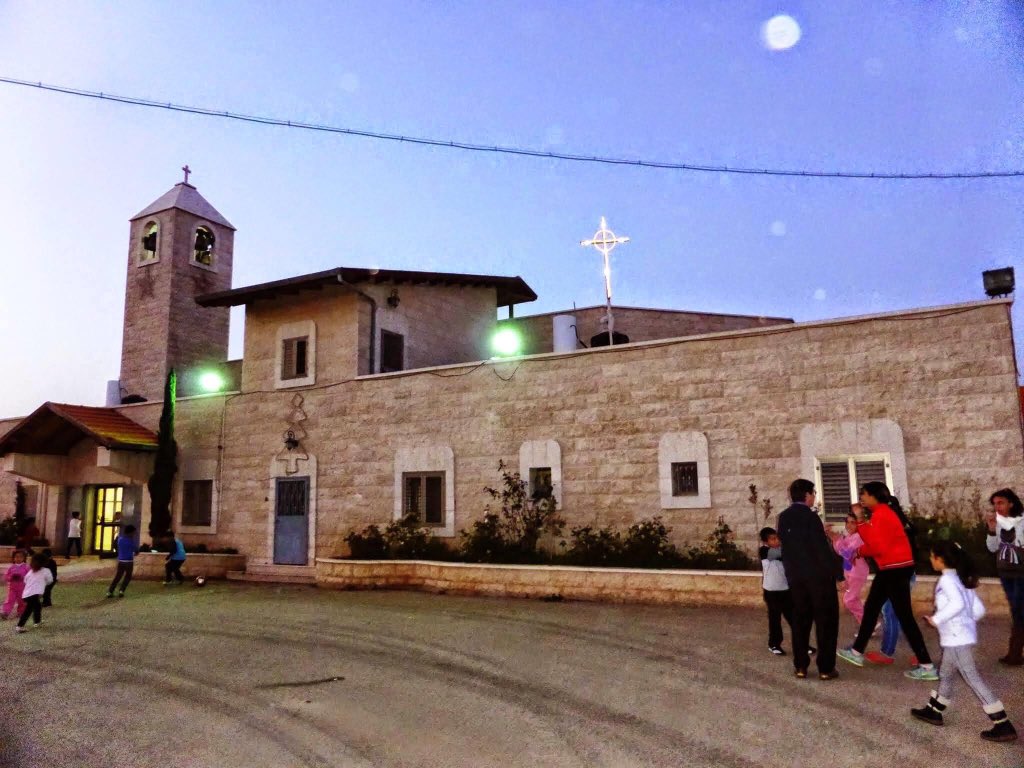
3;75;1023;180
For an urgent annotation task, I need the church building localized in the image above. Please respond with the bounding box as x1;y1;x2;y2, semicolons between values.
1;180;1021;573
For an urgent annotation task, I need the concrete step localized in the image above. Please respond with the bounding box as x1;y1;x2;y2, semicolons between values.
226;567;316;585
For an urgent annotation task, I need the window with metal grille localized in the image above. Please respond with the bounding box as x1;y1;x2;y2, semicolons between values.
182;480;213;527
281;337;308;380
403;472;444;525
381;330;405;373
671;462;699;496
276;478;309;516
817;455;891;522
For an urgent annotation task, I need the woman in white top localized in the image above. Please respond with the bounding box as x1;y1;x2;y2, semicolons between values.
985;488;1024;665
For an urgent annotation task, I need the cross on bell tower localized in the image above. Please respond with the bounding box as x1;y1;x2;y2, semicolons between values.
580;216;630;346
181;165;191;185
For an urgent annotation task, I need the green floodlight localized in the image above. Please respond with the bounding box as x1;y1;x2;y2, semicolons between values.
198;370;226;393
491;326;523;358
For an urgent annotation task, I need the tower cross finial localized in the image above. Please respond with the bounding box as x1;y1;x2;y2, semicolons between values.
181;165;191;184
580;216;630;346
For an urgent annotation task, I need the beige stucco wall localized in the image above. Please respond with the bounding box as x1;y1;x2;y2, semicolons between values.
144;299;1023;562
512;305;793;355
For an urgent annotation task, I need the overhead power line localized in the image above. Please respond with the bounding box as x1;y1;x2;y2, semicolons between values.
2;75;1023;181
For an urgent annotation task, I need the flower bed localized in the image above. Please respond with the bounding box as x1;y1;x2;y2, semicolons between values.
133;551;246;580
316;558;1011;615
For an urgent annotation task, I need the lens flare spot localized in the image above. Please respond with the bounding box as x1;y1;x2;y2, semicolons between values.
762;15;802;51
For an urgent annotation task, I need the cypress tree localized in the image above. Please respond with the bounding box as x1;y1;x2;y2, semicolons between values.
147;368;177;539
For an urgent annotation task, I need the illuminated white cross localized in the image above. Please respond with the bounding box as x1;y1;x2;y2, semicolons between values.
182;164;191;184
580;216;629;346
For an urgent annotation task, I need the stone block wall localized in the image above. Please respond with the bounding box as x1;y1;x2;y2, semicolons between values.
362;282;499;371
120;209;232;402
157;300;1023;563
511;305;793;355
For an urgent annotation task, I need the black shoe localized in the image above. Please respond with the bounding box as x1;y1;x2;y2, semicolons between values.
105;592;114;599
911;705;944;726
794;668;807;679
808;646;817;656
769;646;786;656
819;669;840;681
981;720;1018;742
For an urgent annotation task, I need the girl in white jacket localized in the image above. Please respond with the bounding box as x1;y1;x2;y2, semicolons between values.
911;540;1017;742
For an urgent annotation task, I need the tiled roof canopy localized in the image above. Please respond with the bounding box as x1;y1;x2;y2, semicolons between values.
0;403;158;456
196;266;538;309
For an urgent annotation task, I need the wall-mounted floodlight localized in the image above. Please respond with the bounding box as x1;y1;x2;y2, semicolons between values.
983;267;1015;298
491;326;523;357
198;371;225;393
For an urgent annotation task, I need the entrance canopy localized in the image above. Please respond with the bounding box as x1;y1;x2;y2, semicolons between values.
0;403;157;485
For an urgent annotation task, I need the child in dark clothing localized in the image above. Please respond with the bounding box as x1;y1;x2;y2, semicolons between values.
40;549;57;607
107;525;137;598
760;526;794;655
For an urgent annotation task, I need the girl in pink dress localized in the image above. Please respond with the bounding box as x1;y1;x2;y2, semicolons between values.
833;511;869;625
2;549;29;620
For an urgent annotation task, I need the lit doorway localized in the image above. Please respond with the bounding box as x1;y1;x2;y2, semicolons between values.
92;486;123;556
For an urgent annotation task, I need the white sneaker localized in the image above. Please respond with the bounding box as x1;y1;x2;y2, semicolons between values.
14;626;26;633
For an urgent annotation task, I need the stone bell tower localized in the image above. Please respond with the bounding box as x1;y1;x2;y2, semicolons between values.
118;169;235;402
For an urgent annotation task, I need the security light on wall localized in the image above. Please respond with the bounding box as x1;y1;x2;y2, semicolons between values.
983;267;1015;298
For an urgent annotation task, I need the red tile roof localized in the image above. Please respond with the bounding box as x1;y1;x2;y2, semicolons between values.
0;402;158;455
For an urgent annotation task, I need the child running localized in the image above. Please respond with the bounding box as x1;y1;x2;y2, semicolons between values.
1;549;29;620
15;553;54;633
911;540;1018;742
107;524;137;598
832;510;868;628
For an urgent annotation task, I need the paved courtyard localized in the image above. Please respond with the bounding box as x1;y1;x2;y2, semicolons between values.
0;580;1021;768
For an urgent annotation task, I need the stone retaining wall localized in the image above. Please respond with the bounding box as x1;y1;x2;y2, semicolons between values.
316;559;1011;616
133;552;246;580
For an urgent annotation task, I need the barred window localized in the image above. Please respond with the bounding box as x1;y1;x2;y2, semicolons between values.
670;462;699;496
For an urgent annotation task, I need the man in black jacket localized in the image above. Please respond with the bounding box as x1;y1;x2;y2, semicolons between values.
777;478;842;680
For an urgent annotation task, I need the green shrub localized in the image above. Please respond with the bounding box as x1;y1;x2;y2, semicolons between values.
683;517;756;570
0;517;18;546
460;461;564;563
620;517;683;568
909;512;995;578
562;525;623;566
343;514;452;560
345;524;389;559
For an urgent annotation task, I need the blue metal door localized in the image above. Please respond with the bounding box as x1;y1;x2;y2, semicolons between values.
273;477;309;565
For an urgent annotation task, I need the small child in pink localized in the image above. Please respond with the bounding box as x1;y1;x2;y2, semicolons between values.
2;549;30;619
833;511;869;625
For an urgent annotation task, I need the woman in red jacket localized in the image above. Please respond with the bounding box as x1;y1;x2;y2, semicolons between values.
837;481;938;680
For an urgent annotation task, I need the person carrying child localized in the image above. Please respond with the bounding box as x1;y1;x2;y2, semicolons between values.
760;526;794;655
911;540;1018;742
832;508;869;627
15;553;54;633
40;549;58;607
1;549;29;619
106;524;137;598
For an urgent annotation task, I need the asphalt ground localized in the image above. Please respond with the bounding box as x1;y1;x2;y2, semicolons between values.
0;581;1021;768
